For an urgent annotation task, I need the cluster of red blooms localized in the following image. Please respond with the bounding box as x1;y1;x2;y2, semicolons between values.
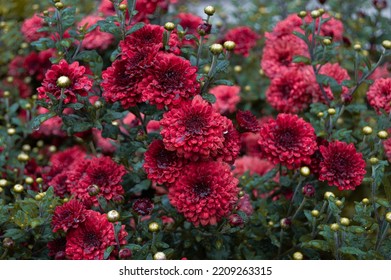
261;13;349;113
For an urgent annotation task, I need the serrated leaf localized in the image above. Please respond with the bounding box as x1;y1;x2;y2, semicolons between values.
293;55;311;64
339;246;365;256
202;93;216;104
31;112;57;130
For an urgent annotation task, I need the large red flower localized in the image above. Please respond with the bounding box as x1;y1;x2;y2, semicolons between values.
160;96;226;161
120;24;181;55
319;141;366;191
258;114;317;169
138;52;199;109
367;78;391;114
65;210;127;260
168;161;239;227
265;66;315;113
68;156;126;207
101;47;158;109
233;156;275;177
52;200;87;233
143;139;187;185
79;16;114;51
224;26;259;57
210;85;241;114
24;49;55;81
37;59;93;104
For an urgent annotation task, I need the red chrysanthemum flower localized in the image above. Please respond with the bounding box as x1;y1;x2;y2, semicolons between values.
139;52;199;109
233;156;275;177
369;64;390;80
47;238;67;259
236;194;254;216
314;63;350;103
384;131;391;162
177;13;203;45
160;96;226;161
120;24;181;55
68;156;126;207
37;59;93;104
92;128;116;154
132;198;154;216
367;78;391;114
236;110;260;133
261;33;309;78
24;49;55;81
21;14;48;43
43;146;86;197
319;141;366;190
212;117;240;164
258;114;317;169
308;137;329;176
271;14;303;38
224;26;259;57
168;161;239;227
79;16;114;51
65;210;127;260
143;139;187;185
265;66;315;113
52;200;87;233
101;47;159;108
8;55;25;78
209;85;241;114
3;77;32;99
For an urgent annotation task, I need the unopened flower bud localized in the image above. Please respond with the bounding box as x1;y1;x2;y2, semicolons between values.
340;217;350;226
87;184;100;196
323;38;332;46
153;252;166;260
280;218;291;229
3;238;14;249
330;223;340;231
55;2;64;10
377;130;388;139
353;43;362;51
56;75;71;88
311;10;321;18
148;222;160;232
107;210;120;222
324;191;335;200
223;41;236;51
370;157;379;165
362;198;370;205
300;166;310;177
164;22;175;32
302;184;315;197
13;184;24;193
385;212;391;223
119;248;132;259
210;44;223;55
204;6;215;16
327;108;336;115
382;40;391;49
293;251;303;260
298;11;307;18
229;214;244;227
362;126;373;135
311;210;320;217
197;23;211;36
119;4;127;11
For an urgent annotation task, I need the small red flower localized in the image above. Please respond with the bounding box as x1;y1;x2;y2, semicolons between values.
52;200;87;233
319;141;366;191
143;139;187;185
258;114;317;169
261;33;309;78
37;59;93;104
160;96;226;161
65;210;127;260
120;24;181;55
236;110;260;133
68;156;126;207
210;85;241;114
233;156;275;177
21;14;48;43
79;15;114;51
132;198;154;216
168;161;239;227
314;63;350;103
367;78;391;114
265;66;315;113
139;52;199;109
224;26;259;57
24;49;55;81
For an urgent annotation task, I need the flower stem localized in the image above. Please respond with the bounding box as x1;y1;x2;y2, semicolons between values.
291;197;307;221
196;36;204;68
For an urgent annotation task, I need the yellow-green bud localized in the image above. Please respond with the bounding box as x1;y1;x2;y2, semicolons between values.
382;40;391;49
340;217;350;226
223;41;236;51
362;126;373;135
377;130;388;139
210;43;223;55
204;6;215;16
300;166;310;177
293;251;303;260
148;222;160;232
164;22;175;32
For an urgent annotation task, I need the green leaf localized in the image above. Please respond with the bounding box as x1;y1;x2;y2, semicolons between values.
202;92;216;104
31;38;55;51
102;123;120;140
213;79;234;86
125;22;145;35
131;179;151;193
339;247;365;257
302;240;330;251
292;55;311;64
97;19;121;35
65;103;84;110
104;246;114;260
31;112;57;130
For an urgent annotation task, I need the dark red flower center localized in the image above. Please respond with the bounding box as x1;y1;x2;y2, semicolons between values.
276;128;297;148
193;181;211;198
185;114;206;135
90;170;108;186
330;153;349;173
156;149;177;169
83;231;101;248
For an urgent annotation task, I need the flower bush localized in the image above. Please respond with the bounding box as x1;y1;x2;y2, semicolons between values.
0;0;391;260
